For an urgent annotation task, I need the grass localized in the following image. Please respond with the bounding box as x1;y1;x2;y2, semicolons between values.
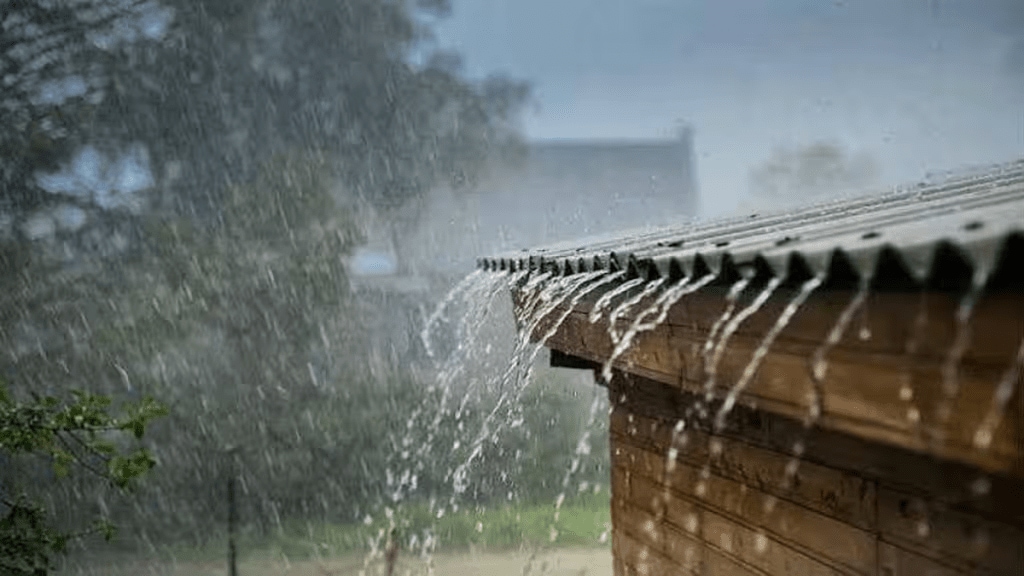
161;493;611;565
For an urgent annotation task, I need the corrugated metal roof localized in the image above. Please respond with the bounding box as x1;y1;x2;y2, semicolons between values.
478;159;1024;292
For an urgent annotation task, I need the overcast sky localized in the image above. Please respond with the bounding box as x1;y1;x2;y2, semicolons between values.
433;0;1024;217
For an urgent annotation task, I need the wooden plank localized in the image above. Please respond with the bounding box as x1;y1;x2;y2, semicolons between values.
619;463;849;576
543;299;1023;475
609;372;1024;528
610;408;878;531
613;439;878;575
878;542;977;576
876;487;1024;573
660;515;706;574
701;509;846;576
614;513;699;576
703;546;769;576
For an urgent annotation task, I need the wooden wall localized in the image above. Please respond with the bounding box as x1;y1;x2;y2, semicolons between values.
528;286;1024;477
606;371;1024;576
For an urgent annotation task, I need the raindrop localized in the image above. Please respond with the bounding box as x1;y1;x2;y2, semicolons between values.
970;476;992;497
589;277;645;323
754;532;769;553
684;513;699;534
916;520;931;539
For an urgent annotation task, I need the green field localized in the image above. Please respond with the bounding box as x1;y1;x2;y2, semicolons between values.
62;495;612;575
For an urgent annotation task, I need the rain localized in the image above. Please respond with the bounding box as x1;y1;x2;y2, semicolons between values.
2;1;1023;576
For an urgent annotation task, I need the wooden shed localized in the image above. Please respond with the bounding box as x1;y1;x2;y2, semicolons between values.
479;161;1024;575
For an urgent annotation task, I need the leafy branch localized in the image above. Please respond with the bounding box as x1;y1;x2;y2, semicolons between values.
0;381;167;575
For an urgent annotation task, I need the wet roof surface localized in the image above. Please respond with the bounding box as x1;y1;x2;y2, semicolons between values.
478;159;1024;292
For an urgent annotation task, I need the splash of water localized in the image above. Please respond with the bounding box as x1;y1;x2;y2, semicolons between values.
703;277;781;402
416;272;512;462
973;336;1024;450
714;276;822;431
515;270;623;388
450;270;617;496
600;274;716;383
420;269;485;358
606;277;667;344
588;277;645;323
507;271;607;381
382;269;511;538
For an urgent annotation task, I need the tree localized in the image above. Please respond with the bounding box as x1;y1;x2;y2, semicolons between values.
748;141;877;203
0;381;165;575
0;0;533;560
1;0;529;234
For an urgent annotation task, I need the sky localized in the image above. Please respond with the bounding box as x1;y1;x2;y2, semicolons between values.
433;0;1024;218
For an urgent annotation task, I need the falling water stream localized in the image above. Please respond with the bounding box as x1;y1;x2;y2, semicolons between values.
405;253;1016;576
588;277;646;323
807;280;870;425
420;269;486;359
933;280;985;447
606;278;667;345
703;277;782;403
974;336;1024;451
714;276;823;431
600;274;717;384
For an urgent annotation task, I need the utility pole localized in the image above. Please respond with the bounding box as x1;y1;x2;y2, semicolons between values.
226;446;239;576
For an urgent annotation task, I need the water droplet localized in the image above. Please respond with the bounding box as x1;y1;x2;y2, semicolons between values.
858;326;871;341
695;481;707;498
754;532;769;554
973;428;993;450
971;476;992;497
709;439;723;457
811;359;828;382
916;520;931;538
684;513;699;533
899;385;914;401
906;407;921;423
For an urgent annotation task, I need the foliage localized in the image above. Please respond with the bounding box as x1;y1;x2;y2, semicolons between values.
1;0;530;230
0;381;166;575
162;495;610;565
0;0;601;569
748;140;877;202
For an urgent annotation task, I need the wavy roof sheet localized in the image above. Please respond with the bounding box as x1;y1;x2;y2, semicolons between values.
478;159;1024;293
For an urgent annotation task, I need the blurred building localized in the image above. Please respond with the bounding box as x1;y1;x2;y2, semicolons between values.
348;125;699;361
393;124;700;281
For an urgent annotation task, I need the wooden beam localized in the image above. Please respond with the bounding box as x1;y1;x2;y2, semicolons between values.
516;284;1024;476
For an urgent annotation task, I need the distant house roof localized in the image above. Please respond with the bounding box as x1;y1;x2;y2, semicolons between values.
396;127;699;278
479;158;1024;292
475;127;698;252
